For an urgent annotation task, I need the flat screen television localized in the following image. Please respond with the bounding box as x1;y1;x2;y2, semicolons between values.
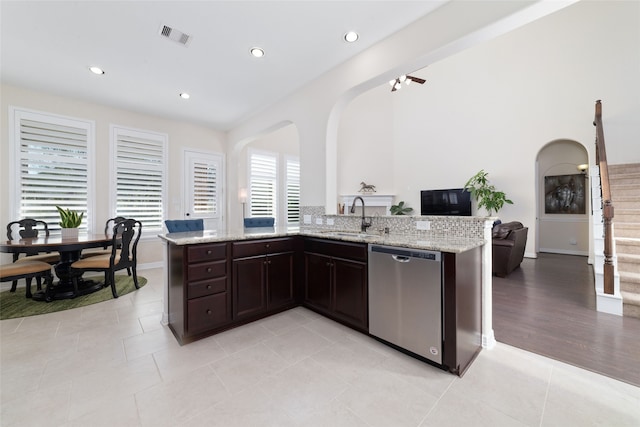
420;188;472;216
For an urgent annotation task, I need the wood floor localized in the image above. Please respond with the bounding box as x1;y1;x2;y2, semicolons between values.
492;252;640;387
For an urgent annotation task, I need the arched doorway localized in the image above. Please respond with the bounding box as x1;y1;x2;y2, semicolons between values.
235;123;301;228
536;140;590;256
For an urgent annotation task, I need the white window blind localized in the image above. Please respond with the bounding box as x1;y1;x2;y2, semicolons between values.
249;151;277;219
286;157;300;224
112;126;167;232
192;159;218;216
13;109;93;232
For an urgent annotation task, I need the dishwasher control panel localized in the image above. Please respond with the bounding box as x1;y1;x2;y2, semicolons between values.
369;244;440;261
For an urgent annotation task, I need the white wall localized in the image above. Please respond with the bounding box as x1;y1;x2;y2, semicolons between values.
0;84;227;265
227;0;562;220
334;0;639;258
337;85;394;196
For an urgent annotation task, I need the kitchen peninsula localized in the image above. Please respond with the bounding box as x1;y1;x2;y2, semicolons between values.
159;218;487;376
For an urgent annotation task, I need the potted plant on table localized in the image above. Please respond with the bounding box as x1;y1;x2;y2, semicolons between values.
56;206;83;239
463;170;513;216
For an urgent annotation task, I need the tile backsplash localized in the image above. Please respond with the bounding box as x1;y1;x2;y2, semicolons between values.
300;206;493;240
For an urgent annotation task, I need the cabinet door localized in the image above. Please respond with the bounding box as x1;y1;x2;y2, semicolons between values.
332;258;368;331
233;257;266;320
267;252;295;310
187;293;230;336
304;252;332;313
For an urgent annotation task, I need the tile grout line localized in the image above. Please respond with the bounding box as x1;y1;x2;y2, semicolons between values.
539;365;554;427
417;374;458;426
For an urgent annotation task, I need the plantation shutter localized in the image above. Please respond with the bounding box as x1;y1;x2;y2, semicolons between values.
114;127;167;232
17;113;91;232
190;157;219;217
249;151;277;219
286;157;300;224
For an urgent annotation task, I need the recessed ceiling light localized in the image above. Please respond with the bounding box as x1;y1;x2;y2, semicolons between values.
179;93;190;99
89;66;105;75
250;47;265;58
344;31;359;43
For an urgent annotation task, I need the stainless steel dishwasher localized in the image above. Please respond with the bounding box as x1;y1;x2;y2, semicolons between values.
368;244;442;365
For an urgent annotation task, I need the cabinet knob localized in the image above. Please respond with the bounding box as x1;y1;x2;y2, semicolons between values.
206;309;212;315
267;260;272;265
206;250;212;255
206;267;212;273
265;244;270;248
206;284;212;289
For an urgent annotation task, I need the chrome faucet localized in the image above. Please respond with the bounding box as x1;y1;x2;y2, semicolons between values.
350;196;372;233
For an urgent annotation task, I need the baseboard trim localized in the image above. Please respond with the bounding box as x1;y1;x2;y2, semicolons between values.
596;291;623;316
539;248;588;256
482;329;496;349
138;261;163;270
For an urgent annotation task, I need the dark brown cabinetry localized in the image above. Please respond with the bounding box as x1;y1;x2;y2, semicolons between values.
232;238;298;321
166;233;482;376
303;238;368;331
441;247;483;376
168;242;231;344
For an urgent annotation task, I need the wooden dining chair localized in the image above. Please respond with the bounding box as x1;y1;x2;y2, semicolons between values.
69;219;142;298
0;260;54;299
80;216;132;275
6;219;60;294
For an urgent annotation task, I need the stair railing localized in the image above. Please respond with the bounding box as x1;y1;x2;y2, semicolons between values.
593;100;615;295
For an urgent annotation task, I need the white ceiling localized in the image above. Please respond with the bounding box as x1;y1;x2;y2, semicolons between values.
1;1;447;130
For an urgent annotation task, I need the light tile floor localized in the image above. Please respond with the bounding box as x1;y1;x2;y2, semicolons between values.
1;267;639;426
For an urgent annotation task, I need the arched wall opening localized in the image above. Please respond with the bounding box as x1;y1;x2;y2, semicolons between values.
536;139;590;257
228;121;300;229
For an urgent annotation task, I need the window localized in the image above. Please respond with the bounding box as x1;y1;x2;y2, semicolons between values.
247;149;300;226
110;125;167;234
248;150;277;219
285;156;300;224
184;150;224;229
10;107;94;233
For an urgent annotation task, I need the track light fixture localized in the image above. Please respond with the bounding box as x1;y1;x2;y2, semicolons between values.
389;74;426;92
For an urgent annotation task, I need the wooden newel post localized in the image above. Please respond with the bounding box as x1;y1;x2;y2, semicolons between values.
603;200;615;295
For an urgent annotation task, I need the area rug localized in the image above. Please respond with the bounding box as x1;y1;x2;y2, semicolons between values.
0;275;147;320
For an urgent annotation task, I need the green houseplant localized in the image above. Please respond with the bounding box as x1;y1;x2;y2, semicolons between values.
56;206;83;238
463;170;513;216
56;206;84;228
390;201;414;215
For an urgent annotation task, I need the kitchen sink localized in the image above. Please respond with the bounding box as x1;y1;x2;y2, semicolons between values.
321;231;377;240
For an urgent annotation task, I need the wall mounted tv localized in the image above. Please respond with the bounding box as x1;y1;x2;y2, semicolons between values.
420;188;472;216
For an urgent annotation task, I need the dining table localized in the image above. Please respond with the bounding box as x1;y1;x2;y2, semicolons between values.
0;233;115;301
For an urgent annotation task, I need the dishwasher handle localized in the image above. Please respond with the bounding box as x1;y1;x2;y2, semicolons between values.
370;245;441;262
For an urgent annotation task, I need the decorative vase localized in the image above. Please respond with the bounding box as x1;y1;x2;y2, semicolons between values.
61;228;79;239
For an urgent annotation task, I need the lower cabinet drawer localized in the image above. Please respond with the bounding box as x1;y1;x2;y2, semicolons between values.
187;243;227;263
187;293;229;336
187;260;227;282
232;238;295;259
187;277;227;299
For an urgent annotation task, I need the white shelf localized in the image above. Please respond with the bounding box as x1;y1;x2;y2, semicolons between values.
340;194;395;215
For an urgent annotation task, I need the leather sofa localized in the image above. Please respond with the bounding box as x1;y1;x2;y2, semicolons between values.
492;221;528;277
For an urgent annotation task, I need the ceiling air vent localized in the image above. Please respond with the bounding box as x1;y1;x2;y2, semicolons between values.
159;24;192;47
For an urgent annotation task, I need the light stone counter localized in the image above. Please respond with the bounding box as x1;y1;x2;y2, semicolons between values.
158;226;485;253
158;226;300;245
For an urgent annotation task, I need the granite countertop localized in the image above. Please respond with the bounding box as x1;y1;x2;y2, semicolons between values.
158;226;300;245
158;226;485;253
